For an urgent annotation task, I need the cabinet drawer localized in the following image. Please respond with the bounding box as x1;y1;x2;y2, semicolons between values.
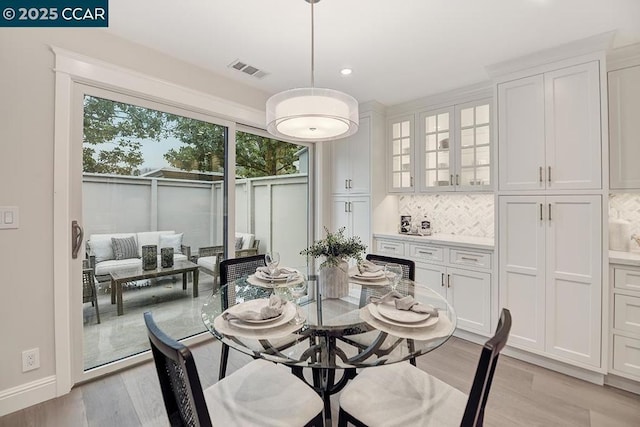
614;267;640;292
449;248;491;269
613;335;640;379
408;244;444;263
614;294;640;335
376;240;404;256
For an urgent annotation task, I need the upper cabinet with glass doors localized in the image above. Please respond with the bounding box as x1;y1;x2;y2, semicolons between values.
388;100;492;193
418;100;491;192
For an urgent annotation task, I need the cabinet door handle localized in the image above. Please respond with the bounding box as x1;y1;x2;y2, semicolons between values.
349;202;353;212
349;179;353;189
441;273;445;287
345;179;348;189
461;256;478;262
344;202;348;212
410;176;414;187
540;203;543;221
548;203;552;221
539;166;543;183
417;250;433;255
447;274;451;288
548;166;551;184
450;174;454;185
383;245;395;250
456;174;460;185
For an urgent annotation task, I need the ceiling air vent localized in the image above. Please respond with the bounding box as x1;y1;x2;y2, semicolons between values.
228;59;269;79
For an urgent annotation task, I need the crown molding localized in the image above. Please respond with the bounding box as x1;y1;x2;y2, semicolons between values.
607;42;640;71
486;31;615;80
359;100;386;116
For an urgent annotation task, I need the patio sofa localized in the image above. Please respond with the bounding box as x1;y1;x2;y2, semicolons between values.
86;230;191;282
196;232;260;284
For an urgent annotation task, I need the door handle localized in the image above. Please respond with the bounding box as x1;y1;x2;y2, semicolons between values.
450;174;454;185
548;166;551;184
540;203;543;221
539;166;543;184
441;273;445;287
548;203;552;221
447;274;451;288
345;179;348;189
71;220;84;259
344;202;348;212
349;202;352;213
456;174;460;186
349;179;353;189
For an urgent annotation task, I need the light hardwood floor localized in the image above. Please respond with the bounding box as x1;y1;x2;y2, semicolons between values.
2;337;639;426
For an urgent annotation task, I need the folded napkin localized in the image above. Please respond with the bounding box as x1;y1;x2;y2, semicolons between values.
357;260;383;274
256;266;298;278
369;291;439;317
223;294;287;322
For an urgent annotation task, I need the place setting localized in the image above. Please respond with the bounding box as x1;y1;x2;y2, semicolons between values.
359;290;454;340
246;252;304;288
213;293;306;339
348;260;390;286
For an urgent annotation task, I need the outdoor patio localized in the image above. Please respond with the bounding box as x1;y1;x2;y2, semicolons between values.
82;273;216;370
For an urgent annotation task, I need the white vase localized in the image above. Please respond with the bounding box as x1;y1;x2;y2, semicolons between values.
319;261;349;299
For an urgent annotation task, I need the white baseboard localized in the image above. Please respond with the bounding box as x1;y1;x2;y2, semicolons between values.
0;375;57;417
605;374;640;395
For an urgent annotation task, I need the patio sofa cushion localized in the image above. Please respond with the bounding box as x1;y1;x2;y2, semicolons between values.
112;236;139;260
159;233;184;254
197;255;217;272
87;231;190;280
236;232;255;250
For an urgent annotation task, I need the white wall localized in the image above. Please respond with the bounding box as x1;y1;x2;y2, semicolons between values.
0;28;270;415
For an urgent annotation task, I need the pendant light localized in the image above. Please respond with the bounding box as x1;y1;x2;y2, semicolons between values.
266;0;359;142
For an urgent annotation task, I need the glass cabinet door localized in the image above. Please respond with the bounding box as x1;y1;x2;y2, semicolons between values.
420;108;454;191
456;100;491;189
388;116;414;192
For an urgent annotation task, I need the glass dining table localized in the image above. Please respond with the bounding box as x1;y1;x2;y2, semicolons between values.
201;271;457;426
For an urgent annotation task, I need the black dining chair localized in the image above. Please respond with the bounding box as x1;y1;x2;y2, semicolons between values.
218;254;267;380
342;254;418;365
144;312;324;427
337;308;512;427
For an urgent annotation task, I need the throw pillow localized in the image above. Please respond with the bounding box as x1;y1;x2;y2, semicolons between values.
235;236;244;250
87;239;114;263
111;236;139;260
159;233;183;255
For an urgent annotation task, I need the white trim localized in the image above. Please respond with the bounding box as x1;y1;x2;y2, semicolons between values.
605;373;640;395
50;46;266;128
486;31;615;79
0;376;57;416
607;42;640;71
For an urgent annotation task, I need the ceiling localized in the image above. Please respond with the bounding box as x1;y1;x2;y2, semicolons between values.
107;0;640;107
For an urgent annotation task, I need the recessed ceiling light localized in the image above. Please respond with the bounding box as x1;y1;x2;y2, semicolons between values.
340;68;353;76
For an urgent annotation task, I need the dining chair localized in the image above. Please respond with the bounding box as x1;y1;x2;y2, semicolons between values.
218;254;267;380
337;308;512;427
82;261;100;324
342;254;417;365
144;312;324;427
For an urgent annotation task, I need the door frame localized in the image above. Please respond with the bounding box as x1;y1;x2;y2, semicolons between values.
52;47;264;393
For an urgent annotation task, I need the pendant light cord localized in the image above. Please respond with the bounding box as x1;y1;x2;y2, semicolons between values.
310;0;315;88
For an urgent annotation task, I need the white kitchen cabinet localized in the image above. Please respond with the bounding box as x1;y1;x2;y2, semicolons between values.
610;264;640;381
332;196;371;251
499;195;602;367
387;115;415;192
609;65;640;189
418;100;492;192
377;237;493;335
498;61;602;191
331;115;371;194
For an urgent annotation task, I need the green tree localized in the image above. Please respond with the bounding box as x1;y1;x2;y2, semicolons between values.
235;132;300;178
83;96;169;175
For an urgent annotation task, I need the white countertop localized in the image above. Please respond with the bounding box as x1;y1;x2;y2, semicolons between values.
373;233;494;250
610;250;640;267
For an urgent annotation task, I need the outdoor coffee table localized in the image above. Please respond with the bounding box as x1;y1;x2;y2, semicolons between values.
110;260;199;316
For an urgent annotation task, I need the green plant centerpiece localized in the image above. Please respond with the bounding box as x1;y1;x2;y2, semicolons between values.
300;227;367;298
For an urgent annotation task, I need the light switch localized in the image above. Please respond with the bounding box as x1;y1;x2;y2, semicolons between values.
0;206;19;229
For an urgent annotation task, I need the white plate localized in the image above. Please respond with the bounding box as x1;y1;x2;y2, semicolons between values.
247;274;304;288
376;302;431;323
255;269;300;282
368;304;438;329
222;299;297;330
348;266;385;280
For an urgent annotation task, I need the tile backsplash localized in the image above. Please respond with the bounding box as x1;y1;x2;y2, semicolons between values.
609;193;640;250
398;194;494;238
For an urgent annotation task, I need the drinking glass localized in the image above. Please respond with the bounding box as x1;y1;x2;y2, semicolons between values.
287;274;307;325
264;252;280;278
384;263;403;290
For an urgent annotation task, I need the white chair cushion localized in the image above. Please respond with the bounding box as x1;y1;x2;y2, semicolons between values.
235;232;255;250
173;253;188;262
339;362;467;427
94;258;141;276
204;359;323;426
197;255;217;272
